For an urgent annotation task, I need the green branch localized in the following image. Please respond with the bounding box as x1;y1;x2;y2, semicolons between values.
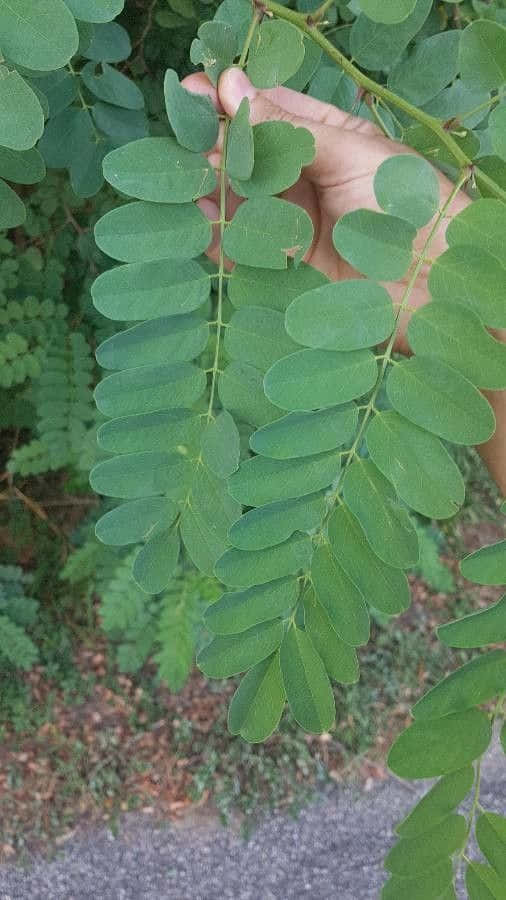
262;0;506;203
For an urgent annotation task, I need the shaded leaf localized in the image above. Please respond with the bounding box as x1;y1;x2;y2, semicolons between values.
205;577;297;635
0;70;44;151
387;32;461;106
95;497;177;546
228;450;341;507
332;210;415;281
459;20;506;91
250;405;358;460
201;410;240;479
226;97;254;180
94;362;206;417
228;652;286;742
396;767;475;838
132;529;179;595
218;361;281;428
0;0;79;70
180;463;241;577
386;356;496;445
215;533;313;588
374;155;440;228
311;543;370;647
225;306;299;372
197;620;284;678
303;590;359;684
387;708;492;778
164;68;219;152
230;121;315;198
247;20;305;89
229;493;325;551
228;261;329;311
429;245;506;329
280;624;335;733
385;815;466;877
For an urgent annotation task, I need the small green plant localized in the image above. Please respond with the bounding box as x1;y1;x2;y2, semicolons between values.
0;565;39;670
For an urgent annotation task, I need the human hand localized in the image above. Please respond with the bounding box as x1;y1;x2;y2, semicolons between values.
183;67;469;353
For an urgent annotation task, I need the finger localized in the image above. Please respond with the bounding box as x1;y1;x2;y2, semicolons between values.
181;73;223;114
217;68;391;187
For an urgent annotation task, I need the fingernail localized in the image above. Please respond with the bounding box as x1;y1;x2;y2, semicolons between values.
222;68;256;113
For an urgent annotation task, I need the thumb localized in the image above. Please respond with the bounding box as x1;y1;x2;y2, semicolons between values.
218;67;386;187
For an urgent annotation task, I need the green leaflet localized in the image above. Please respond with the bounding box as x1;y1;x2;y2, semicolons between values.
81;62;144;110
228;262;329;311
365;411;465;519
386;356;496;445
230;121;315;198
97;409;201;455
197;620;285;678
226;97;254;181
460;541;506;586
102;138;216;203
303;590;360;684
94;362;206;417
247;20;305;89
225;306;299;372
250;405;358;460
429;246;506;329
284;37;322;92
190;21;238;87
280;624;335;734
132;529;180;595
343;459;419;569
89;451;190;500
0;70;44;151
223;197;314;269
412;651;506;720
447;199;506;264
311;543;370;647
180;463;241;577
387;32;461;106
466;861;506;900
489;105;506;162
83;22;131;64
329;505;411;616
201;411;240;480
385;814;466;877
373;155;440;229
164;69;219;153
215;533;313;588
91;260;211;320
92;103;148;145
228;493;325;551
95;497;177;546
94;202;212;263
96;315;209;370
381;860;455;900
67;109;111;199
404;121;479;171
218;361;281;428
64;0;125;23
0;0;79;70
387;708;492;778
437;596;506;648
205;578;297;635
332;210;416;281
350;0;432;71
360;0;417;24
0;147;45;184
228;652;286;743
264;348;378;411
423;79;491;129
0;178;26;229
228;450;341;507
476;813;506;879
396;767;475;838
408;301;506;391
459;20;506;91
285;280;394;352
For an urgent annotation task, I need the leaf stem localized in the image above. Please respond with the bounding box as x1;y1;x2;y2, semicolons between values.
262;0;506;203
205;10;261;421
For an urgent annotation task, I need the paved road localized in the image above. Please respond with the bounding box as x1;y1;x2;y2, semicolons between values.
1;738;504;900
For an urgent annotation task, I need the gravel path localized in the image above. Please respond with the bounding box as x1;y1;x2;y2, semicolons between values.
1;738;504;900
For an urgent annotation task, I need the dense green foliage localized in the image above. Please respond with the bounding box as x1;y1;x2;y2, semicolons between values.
1;0;505;891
